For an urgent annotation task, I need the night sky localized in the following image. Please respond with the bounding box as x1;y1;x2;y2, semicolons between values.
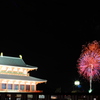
1;1;100;93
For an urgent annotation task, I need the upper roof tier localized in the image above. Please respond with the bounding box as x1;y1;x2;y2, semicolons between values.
0;56;38;69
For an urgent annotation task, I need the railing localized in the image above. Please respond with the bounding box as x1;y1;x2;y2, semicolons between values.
0;93;100;100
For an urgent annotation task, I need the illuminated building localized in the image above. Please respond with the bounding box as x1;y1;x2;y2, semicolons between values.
0;53;47;92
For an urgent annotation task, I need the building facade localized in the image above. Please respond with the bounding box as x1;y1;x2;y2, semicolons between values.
0;53;47;92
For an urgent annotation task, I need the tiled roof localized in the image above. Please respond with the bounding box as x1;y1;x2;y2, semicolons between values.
0;74;47;82
0;56;37;69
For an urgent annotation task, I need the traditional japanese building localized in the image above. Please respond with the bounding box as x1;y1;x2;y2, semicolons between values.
0;53;47;92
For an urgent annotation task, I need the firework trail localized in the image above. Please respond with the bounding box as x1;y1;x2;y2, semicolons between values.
77;40;100;81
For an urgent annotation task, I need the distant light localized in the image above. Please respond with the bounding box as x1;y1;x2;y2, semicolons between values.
74;80;80;86
88;89;92;93
1;52;3;56
39;95;45;99
83;96;86;98
19;55;22;59
27;94;33;98
51;95;57;99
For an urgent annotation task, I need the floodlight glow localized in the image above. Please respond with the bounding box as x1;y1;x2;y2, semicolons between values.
20;82;25;84
1;67;6;70
13;68;17;71
7;67;12;71
19;68;23;72
2;80;7;83
1;52;3;56
19;55;22;59
8;81;13;83
14;81;19;84
88;89;92;93
26;82;30;85
74;80;80;86
23;70;27;74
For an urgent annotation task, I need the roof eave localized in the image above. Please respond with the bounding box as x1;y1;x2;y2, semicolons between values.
0;64;38;70
35;80;47;84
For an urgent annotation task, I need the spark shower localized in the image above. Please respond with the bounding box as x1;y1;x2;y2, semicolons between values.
77;40;100;93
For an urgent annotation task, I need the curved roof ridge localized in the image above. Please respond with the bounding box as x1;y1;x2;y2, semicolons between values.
0;56;20;59
0;55;37;68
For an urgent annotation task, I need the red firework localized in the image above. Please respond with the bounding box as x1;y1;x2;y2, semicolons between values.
77;40;100;81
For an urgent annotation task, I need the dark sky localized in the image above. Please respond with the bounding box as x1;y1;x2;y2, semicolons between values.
1;1;100;93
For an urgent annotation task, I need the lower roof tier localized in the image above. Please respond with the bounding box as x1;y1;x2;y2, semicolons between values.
0;74;47;83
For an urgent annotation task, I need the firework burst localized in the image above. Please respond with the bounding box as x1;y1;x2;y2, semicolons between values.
77;40;100;81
